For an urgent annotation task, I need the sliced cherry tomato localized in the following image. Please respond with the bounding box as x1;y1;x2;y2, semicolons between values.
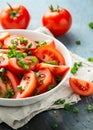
36;63;69;76
0;54;9;68
69;77;93;96
8;56;39;73
0;70;19;98
0;4;30;29
42;5;72;36
16;71;37;98
34;46;65;65
35;68;55;94
3;35;36;50
5;70;19;95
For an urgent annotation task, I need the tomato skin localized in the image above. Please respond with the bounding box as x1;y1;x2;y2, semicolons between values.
69;77;93;96
42;8;72;36
16;71;37;98
35;68;55;94
36;63;69;76
0;5;30;29
34;46;66;65
5;70;19;96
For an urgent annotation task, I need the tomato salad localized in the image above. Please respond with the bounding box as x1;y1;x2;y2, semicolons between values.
0;32;69;98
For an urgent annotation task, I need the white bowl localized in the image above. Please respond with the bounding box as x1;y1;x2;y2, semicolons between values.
0;29;72;106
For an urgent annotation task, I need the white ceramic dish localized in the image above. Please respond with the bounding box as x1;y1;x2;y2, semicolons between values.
0;29;72;107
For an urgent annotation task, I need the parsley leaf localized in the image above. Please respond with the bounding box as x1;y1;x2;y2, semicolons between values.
89;22;93;29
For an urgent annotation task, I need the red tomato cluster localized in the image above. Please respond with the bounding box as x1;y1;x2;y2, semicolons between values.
0;32;69;98
0;4;72;36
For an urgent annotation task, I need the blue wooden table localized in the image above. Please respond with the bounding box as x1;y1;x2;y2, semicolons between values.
0;0;93;130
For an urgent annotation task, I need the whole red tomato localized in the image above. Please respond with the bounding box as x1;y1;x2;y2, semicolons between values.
0;4;30;29
42;5;72;36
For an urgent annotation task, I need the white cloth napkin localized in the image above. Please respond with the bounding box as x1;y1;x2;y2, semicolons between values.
0;27;93;129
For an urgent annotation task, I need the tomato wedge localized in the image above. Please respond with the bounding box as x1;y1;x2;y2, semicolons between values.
5;70;19;96
34;46;65;65
8;56;39;73
3;35;36;50
16;71;37;98
36;63;69;76
35;68;55;94
0;70;19;98
69;77;93;96
0;54;9;68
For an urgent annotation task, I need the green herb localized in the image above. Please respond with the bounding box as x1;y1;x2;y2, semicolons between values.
28;43;32;48
51;123;58;129
0;45;2;49
11;38;18;46
5;89;14;98
71;62;82;74
64;103;71;110
88;57;93;62
19;36;28;43
48;84;55;90
18;60;29;70
17;86;23;91
0;92;2;96
8;48;17;58
72;107;79;113
55;99;65;105
76;40;81;45
47;60;58;65
55;75;62;82
88;22;93;29
31;56;39;63
86;105;93;112
36;41;47;48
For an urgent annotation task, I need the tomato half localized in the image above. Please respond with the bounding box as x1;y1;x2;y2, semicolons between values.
0;4;30;29
0;54;9;68
3;35;36;50
16;71;37;98
34;46;65;65
69;77;93;96
42;5;72;36
36;63;69;76
35;68;55;94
